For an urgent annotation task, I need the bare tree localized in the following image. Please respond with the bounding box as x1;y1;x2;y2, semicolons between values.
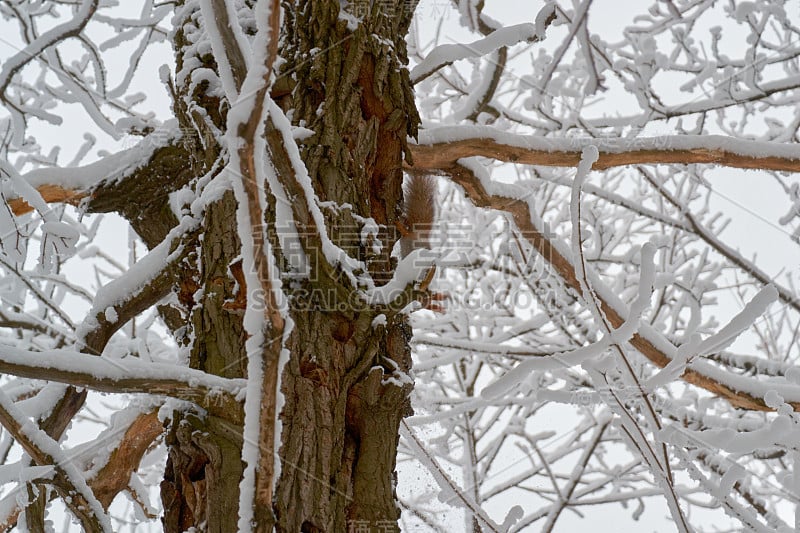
0;0;798;531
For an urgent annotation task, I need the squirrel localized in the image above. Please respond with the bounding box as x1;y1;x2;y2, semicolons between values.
397;173;436;258
397;173;445;312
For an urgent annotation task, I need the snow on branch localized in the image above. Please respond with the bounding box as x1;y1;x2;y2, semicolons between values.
410;5;555;84
76;211;195;344
0;388;112;532
221;1;285;528
411;126;800;173
0;346;245;418
0;408;164;525
198;0;251;99
7;123;182;215
637;166;800;313
0;0;99;146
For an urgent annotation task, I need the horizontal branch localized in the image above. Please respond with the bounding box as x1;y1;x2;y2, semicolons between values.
0;347;244;422
9;126;187;229
16;130;800;221
410;127;800;173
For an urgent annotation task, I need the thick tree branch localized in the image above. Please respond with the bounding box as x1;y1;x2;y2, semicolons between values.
3;411;164;528
0;347;244;421
8;130;194;249
410;129;800;173
84;142;196;248
19;132;800;229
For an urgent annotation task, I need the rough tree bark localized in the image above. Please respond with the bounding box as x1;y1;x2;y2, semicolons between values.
270;2;419;531
154;1;420;531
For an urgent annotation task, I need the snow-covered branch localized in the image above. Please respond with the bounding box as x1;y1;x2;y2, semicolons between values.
0;388;112;532
410;11;554;84
0;346;244;419
0;0;98;101
411;127;800;174
8;123;183;215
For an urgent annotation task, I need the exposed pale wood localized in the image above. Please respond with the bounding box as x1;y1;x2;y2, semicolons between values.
8;184;85;215
232;0;284;527
0;412;163;529
90;411;164;509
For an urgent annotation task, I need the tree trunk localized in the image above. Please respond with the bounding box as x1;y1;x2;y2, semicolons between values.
159;4;247;532
273;2;419;530
160;1;420;531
